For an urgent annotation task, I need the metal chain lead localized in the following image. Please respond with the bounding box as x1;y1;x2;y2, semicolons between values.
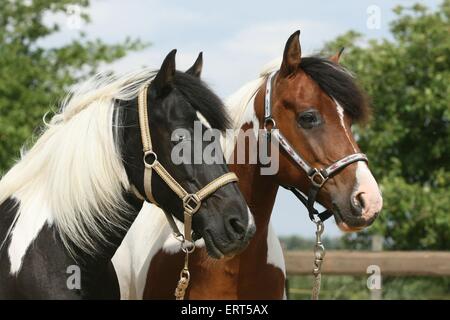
175;242;194;300
311;220;325;300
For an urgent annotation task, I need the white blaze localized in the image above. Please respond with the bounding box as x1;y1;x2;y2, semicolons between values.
335;100;357;152
335;99;382;215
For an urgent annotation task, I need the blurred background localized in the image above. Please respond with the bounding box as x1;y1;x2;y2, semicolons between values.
0;0;448;299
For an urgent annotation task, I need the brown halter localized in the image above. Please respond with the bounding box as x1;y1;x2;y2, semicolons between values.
133;84;239;299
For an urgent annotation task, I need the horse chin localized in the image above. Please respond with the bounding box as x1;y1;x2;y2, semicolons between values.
202;231;225;260
336;221;365;233
333;205;374;233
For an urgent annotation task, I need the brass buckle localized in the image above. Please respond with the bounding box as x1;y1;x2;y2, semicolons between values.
143;151;158;168
182;194;201;215
181;240;196;253
309;169;328;188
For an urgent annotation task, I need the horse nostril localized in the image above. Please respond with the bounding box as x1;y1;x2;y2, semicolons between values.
228;218;246;240
357;193;366;210
351;192;366;215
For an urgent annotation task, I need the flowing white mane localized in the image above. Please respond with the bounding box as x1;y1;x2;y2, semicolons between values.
0;68;156;258
221;58;280;159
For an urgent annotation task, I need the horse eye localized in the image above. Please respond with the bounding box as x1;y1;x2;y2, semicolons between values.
298;111;320;129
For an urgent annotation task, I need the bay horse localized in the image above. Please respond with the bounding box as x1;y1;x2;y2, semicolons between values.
113;31;383;299
0;50;254;299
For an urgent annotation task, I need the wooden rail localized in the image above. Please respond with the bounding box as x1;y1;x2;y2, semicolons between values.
284;251;450;276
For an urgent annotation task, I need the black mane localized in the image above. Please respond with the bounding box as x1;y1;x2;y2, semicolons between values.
300;57;370;123
173;71;231;131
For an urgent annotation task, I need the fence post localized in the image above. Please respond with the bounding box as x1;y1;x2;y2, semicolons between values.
285;277;290;300
370;235;383;300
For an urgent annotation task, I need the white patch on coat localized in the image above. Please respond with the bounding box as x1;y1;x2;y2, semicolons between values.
112;203;172;300
162;217;205;255
266;222;286;276
8;193;53;275
240;96;260;140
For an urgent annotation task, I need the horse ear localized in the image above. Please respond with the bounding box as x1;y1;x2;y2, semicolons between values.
280;30;301;77
330;47;345;64
152;49;177;96
186;52;203;78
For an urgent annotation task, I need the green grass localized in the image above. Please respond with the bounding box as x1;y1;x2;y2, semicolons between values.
287;275;450;300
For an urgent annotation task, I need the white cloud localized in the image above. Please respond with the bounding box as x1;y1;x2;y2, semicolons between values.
220;19;340;57
151;19;341;97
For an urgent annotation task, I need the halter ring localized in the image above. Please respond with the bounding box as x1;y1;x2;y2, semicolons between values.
181;240;196;254
309;169;328;188
143;151;158;168
264;117;276;130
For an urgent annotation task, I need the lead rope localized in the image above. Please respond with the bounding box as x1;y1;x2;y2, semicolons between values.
174;205;197;300
311;220;325;300
175;239;195;300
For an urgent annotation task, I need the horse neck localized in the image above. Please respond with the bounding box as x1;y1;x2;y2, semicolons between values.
229;161;278;232
227;87;279;232
71;195;143;270
90;194;143;262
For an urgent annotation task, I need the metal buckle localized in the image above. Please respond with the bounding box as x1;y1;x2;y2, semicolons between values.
182;194;201;215
264;117;276;130
143;151;158;168
179;268;190;281
181;240;196;254
309;169;328;188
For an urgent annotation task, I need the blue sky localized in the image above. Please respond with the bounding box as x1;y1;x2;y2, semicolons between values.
44;0;439;237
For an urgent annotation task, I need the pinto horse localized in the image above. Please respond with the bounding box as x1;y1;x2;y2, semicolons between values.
0;50;254;299
114;31;383;299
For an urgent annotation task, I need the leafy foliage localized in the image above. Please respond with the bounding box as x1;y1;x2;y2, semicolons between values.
286;1;450;301
0;0;147;173
322;1;450;250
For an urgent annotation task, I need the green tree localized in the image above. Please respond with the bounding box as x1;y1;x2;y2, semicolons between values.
322;1;450;250
0;0;146;173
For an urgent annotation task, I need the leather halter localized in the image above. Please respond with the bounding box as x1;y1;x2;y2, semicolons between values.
133;84;239;244
263;71;368;223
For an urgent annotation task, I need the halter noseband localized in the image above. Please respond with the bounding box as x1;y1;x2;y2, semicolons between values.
133;84;239;244
263;71;368;223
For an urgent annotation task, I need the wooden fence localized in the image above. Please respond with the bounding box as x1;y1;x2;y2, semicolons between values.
284;251;450;276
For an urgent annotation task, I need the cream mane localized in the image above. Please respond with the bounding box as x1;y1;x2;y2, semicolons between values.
221;57;280;159
0;68;156;258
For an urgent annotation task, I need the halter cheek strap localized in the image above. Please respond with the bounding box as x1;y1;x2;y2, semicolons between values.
133;85;239;243
263;70;368;222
